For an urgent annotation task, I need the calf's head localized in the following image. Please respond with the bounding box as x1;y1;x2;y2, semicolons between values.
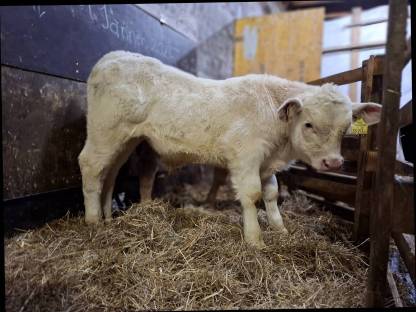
277;83;382;171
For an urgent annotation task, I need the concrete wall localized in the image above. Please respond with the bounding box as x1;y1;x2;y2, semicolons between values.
136;3;283;42
136;2;283;79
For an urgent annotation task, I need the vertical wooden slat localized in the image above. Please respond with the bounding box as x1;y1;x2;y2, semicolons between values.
404;36;411;67
366;0;408;307
353;56;384;245
349;6;362;102
352;60;369;244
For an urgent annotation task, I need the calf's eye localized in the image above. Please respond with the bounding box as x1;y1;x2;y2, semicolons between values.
305;123;313;129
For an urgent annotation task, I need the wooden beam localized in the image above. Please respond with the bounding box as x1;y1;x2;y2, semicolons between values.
289;1;343;7
366;0;408;307
404;36;412;67
391;232;416;287
399;99;412;128
386;264;404;307
395;158;413;176
323;41;386;54
370;55;385;76
295;190;355;222
286;174;357;206
308;67;362;85
325;12;351;20
308;56;383;86
362;151;415;175
392;175;414;234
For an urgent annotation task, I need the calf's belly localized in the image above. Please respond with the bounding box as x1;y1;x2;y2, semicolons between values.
144;132;227;170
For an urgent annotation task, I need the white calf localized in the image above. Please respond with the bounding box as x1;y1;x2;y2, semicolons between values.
79;51;381;248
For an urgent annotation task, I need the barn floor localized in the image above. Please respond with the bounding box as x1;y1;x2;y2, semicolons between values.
5;181;371;311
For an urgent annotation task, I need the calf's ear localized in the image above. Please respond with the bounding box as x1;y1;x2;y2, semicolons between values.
352;102;382;126
277;98;303;121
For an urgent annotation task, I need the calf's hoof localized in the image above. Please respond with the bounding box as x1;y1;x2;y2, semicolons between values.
85;214;101;225
269;222;289;234
245;234;267;249
279;227;289;235
247;239;267;249
273;226;289;235
104;218;113;224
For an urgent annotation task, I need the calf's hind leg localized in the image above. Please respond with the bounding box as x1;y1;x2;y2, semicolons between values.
101;140;140;222
79;133;139;224
262;175;288;233
79;144;112;224
205;167;228;205
137;141;159;201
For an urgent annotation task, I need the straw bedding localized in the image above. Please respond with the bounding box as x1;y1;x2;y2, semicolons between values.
5;182;368;311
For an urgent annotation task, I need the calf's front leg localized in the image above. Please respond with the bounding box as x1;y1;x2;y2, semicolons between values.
262;175;288;233
230;168;265;248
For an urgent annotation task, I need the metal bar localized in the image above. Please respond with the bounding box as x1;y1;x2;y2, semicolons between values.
345;18;388;28
288;164;357;184
323;41;386;54
345;14;411;28
366;0;408;307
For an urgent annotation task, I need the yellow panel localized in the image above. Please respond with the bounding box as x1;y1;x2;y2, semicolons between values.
234;8;325;82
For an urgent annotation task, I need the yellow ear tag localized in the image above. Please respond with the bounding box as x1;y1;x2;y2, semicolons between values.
351;117;368;135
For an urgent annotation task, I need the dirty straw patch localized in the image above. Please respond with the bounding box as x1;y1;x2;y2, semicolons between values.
6;194;368;311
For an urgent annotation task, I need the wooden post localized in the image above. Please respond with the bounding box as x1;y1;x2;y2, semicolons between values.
353;55;383;245
366;0;408;307
404;36;411;66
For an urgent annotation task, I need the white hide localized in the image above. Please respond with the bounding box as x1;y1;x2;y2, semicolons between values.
79;51;381;248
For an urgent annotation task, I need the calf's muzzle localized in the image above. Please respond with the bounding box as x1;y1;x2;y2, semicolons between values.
321;155;344;170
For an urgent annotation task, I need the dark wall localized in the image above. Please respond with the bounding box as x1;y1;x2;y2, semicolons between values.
1;5;195;201
1;5;194;82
